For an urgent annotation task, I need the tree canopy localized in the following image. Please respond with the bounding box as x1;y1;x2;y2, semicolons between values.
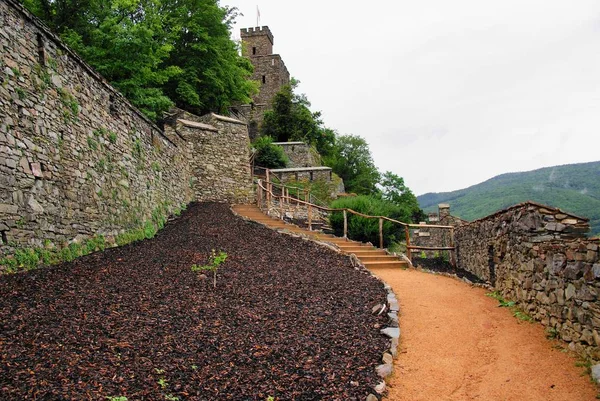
21;0;257;120
261;79;333;157
324;134;380;195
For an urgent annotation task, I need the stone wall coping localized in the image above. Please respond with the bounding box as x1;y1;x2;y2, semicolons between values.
209;113;246;125
272;142;306;146
270;167;332;173
462;200;589;227
3;0;171;143
178;119;218;132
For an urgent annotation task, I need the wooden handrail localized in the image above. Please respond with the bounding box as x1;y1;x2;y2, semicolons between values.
256;179;457;266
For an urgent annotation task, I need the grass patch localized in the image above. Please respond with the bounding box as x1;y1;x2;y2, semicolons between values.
486;291;534;323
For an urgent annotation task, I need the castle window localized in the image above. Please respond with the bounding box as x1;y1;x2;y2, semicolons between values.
109;94;118;115
262;75;266;84
37;33;45;66
252;47;257;55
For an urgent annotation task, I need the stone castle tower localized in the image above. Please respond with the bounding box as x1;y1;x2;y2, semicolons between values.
234;26;290;139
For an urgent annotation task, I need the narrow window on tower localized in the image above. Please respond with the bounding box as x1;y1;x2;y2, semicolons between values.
252;47;257;55
262;75;266;84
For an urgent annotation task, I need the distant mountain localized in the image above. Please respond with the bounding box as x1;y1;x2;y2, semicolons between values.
417;161;600;235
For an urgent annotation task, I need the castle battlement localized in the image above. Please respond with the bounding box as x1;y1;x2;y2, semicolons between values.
240;26;274;44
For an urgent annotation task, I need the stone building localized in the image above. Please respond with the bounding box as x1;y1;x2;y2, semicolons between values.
232;26;290;139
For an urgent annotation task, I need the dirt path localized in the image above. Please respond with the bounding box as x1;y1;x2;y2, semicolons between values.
369;267;598;401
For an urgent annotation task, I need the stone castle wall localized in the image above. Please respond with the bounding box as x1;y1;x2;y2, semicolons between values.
0;0;252;263
454;202;600;359
273;142;321;168
170;112;253;204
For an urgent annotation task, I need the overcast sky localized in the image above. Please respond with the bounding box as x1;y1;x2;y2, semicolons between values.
224;0;600;196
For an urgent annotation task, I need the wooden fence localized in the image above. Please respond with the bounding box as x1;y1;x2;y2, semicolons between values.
256;178;457;265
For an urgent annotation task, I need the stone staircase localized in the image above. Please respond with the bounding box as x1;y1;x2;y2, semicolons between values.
232;204;408;270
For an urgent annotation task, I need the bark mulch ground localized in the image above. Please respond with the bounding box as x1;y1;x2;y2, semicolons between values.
0;203;389;401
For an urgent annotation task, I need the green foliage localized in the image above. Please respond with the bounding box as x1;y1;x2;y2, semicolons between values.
23;0;256;120
486;291;533;322
546;327;559;339
260;79;335;158
418;161;600;235
324;134;380;195
379;171;425;222
57;88;79;120
0;235;106;273
252;136;288;169
87;136;98;150
15;87;27;100
283;175;343;205
133;139;144;160
106;397;128;401
329;196;408;247
191;249;228;288
161;0;257;115
108;131;118;144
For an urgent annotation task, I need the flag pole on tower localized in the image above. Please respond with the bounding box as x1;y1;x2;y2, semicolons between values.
257;5;261;27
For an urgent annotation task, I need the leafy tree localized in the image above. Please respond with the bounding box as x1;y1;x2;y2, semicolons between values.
161;0;258;115
252;136;288;169
329;196;406;247
21;0;257;120
261;79;333;156
379;171;426;222
324;134;380;195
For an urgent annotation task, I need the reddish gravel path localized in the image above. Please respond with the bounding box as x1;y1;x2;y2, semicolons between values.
369;267;599;401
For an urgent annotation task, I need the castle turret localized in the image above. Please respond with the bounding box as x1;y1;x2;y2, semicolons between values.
240;26;274;56
235;26;290;140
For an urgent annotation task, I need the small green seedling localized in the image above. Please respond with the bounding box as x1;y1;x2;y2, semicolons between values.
106;397;128;401
191;249;228;288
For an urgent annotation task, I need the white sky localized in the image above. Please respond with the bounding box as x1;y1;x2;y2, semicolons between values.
224;0;600;195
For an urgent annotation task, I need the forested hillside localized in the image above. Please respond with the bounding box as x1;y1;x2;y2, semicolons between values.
418;161;600;235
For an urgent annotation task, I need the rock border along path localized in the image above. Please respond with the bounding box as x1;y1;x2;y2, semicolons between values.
233;204;600;401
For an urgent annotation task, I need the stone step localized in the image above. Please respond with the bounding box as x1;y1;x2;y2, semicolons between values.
351;250;389;256
233;205;408;272
358;255;401;262
362;261;408;269
338;244;377;253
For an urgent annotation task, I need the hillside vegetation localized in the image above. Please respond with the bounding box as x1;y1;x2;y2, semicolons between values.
418;161;600;235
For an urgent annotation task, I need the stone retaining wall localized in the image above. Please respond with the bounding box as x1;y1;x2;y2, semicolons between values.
0;0;252;264
272;142;321;168
455;202;600;360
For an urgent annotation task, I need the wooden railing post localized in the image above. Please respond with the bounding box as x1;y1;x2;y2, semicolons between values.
450;227;457;267
308;202;312;231
257;179;262;208
265;170;271;210
343;210;348;239
379;218;384;249
405;226;411;260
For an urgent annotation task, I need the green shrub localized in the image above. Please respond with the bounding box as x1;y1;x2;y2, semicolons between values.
329;195;409;247
253;136;288;169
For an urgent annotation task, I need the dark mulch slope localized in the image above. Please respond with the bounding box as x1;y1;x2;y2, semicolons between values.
0;203;388;401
